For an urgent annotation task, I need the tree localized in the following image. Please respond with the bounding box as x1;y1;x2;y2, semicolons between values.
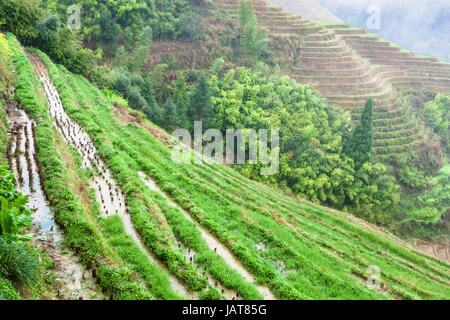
114;46;129;67
130;26;153;72
98;6;120;41
179;11;204;42
350;163;398;224
114;70;131;95
173;77;188;129
175;93;188;129
344;99;374;170
150;63;168;90
210;57;225;76
162;97;179;132
0;0;43;43
126;86;148;112
188;74;214;129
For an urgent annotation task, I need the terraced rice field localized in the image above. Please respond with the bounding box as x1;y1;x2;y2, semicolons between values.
4;99;102;300
210;0;450;158
4;34;449;300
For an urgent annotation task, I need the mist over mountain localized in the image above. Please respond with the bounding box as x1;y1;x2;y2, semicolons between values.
1;0;449;303
315;0;450;62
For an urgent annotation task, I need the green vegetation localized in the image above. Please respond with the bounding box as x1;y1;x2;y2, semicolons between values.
67;142;182;300
344;99;373;170
0;237;40;287
188;74;214;130
30;51;449;299
1;0;104;82
0;99;7;157
238;0;269;61
207;68;398;224
0;0;449;301
8;34;152;299
44;0;196;42
0;167;33;241
38;49;265;299
0;0;43;42
394;163;449;238
0;164;41;299
0;277;21;300
0;34;40;300
0;33;13;95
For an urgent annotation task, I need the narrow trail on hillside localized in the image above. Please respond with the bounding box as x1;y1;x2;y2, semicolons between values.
139;172;276;300
26;52;195;299
5;99;103;300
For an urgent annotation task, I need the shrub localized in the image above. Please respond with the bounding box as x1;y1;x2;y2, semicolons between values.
424;93;449;153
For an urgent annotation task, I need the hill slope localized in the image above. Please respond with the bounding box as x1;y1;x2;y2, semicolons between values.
1;34;449;300
267;0;342;22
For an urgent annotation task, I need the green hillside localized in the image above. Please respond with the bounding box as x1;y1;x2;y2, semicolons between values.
0;0;449;301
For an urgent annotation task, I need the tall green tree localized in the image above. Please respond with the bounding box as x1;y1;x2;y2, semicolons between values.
344;99;374;170
0;0;43;43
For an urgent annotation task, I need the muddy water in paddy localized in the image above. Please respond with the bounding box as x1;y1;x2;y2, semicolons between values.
139;172;277;300
5;101;102;300
27;53;194;299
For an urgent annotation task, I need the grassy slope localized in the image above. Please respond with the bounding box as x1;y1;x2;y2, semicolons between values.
0;99;7;160
32;50;450;299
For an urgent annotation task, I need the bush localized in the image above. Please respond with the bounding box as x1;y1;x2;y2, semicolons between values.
0;163;33;241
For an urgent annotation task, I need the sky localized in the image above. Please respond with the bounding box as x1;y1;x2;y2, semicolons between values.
315;0;450;61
